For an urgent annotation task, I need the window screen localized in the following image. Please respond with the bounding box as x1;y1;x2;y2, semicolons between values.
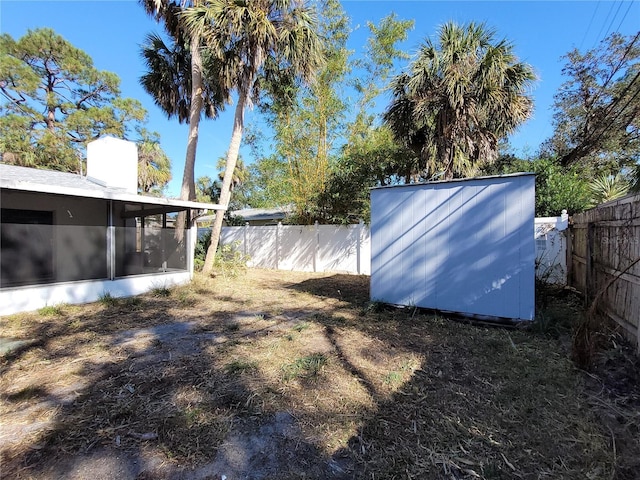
1;209;54;287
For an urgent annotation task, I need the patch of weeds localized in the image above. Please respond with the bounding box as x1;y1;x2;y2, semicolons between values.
332;315;349;325
122;296;143;309
176;291;196;307
362;299;386;315
38;304;65;316
292;321;310;333
400;358;419;372
226;322;240;332
225;359;258;375
533;282;582;337
383;371;402;385
68;318;83;329
151;286;172;297
182;407;203;428
98;291;118;307
282;353;327;381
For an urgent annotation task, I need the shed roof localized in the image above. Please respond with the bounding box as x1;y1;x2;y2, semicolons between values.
0;163;224;211
370;172;535;191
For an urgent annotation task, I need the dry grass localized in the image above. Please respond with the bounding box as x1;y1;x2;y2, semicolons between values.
0;269;637;479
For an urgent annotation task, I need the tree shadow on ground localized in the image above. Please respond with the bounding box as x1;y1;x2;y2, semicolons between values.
0;271;622;479
0;292;347;479
286;275;617;479
286;274;370;307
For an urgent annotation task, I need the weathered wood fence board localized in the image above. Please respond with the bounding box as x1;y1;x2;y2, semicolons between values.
569;194;640;350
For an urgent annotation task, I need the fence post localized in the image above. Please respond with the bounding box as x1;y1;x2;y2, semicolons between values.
314;221;319;272
357;220;364;275
276;221;281;270
243;222;248;259
586;222;594;305
565;226;573;287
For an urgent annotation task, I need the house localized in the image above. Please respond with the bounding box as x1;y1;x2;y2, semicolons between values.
198;206;291;230
0;136;223;315
228;206;292;226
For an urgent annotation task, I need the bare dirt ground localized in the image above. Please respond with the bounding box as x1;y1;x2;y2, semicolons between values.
1;269;638;479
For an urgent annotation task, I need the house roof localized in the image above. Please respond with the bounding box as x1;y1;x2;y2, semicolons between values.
198;205;292;224
0;163;224;211
231;206;291;221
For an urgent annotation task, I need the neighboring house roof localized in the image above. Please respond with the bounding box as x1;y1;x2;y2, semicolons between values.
0;163;223;211
198;205;292;224
231;206;292;222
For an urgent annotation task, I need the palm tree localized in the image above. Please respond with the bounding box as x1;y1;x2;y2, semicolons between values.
216;155;248;191
137;130;172;195
181;0;323;275
139;0;228;204
384;22;536;180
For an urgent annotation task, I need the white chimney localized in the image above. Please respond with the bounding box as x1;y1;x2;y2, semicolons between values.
87;136;138;194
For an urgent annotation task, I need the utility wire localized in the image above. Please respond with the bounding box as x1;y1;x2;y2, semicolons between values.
602;1;625;42
561;69;640;165
589;31;640;109
593;0;619;49
614;0;636;34
579;1;601;51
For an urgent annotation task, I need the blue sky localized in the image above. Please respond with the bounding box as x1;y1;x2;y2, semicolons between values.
2;0;638;197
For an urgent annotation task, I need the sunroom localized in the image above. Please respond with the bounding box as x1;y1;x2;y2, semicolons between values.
0;137;223;315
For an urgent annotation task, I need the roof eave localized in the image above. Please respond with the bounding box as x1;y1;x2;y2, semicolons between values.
0;180;225;211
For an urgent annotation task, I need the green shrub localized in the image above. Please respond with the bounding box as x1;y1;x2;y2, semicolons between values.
214;241;249;278
194;230;212;272
195;230;249;276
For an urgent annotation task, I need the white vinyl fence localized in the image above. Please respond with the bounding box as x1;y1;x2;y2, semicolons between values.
535;211;569;284
220;222;370;275
218;213;569;282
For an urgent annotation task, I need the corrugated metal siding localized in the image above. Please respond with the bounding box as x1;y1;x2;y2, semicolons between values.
370;175;535;321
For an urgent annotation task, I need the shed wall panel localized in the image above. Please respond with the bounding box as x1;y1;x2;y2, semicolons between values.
370;175;535;321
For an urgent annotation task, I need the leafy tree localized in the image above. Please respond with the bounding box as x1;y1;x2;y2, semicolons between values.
0;28;147;174
182;0;323;275
349;13;414;138
547;32;639;172
247;10;413;224
196;175;219;202
384;22;536;180
483;155;591;216
313;12;415;224
241;152;292;208
253;0;349;223
317;125;416;223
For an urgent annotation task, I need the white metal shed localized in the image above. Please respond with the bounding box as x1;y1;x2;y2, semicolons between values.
370;173;535;322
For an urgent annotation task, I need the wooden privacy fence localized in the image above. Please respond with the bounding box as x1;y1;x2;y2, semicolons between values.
569;194;640;349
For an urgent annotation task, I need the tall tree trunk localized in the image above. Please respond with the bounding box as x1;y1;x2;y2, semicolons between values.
182;38;203;202
202;87;247;275
176;37;203;241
